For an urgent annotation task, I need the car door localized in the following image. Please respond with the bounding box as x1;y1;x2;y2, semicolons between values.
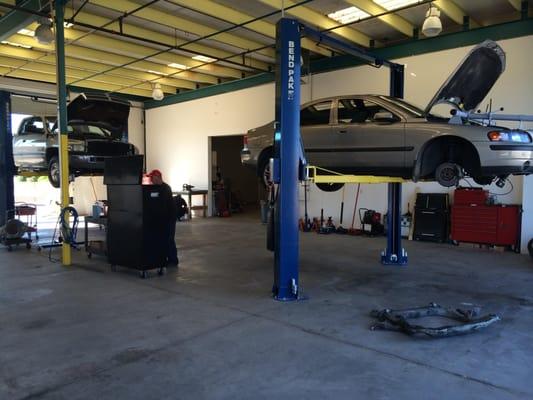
299;100;335;167
329;97;406;175
13;117;48;169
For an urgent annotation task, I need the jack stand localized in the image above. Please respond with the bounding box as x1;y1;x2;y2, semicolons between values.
381;182;408;266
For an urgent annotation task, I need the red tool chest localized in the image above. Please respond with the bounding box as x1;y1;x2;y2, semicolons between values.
451;204;520;247
454;187;489;206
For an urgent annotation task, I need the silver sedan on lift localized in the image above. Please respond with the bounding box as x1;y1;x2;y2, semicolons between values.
241;40;532;190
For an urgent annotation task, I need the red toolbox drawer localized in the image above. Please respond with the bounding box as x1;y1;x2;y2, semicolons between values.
454;188;488;206
451;205;520;246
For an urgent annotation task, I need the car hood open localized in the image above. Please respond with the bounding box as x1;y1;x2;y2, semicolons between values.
424;40;506;115
67;93;130;138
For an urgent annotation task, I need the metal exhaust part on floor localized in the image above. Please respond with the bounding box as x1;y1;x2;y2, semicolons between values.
369;302;501;338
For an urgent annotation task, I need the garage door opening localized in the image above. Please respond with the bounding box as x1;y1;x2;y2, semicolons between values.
210;135;264;217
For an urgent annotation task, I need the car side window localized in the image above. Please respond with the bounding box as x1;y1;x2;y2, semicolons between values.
337;99;400;124
19;118;45;135
300;100;332;126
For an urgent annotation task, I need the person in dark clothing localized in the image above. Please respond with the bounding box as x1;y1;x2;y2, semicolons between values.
149;169;179;266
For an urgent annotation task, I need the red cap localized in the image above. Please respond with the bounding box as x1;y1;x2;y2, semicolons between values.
148;169;162;178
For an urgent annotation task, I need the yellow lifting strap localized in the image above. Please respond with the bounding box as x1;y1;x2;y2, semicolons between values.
306;166;407;184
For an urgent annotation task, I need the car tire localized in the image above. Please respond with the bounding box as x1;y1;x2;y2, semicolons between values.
315;182;345;192
435;162;462;187
473;176;494;186
259;159;272;188
48;156;60;188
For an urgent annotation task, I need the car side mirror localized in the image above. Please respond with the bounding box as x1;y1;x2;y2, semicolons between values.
372;112;398;124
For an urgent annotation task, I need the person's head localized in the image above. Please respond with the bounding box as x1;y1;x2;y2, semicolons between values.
149;169;163;185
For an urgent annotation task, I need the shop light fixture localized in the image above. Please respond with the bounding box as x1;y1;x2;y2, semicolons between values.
372;0;421;11
192;55;216;63
1;40;32;49
327;6;370;24
421;4;442;37
147;70;167;76
152;83;164;101
34;19;54;45
17;29;35;36
168;62;188;70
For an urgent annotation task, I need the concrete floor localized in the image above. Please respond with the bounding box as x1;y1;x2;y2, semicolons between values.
1;214;532;400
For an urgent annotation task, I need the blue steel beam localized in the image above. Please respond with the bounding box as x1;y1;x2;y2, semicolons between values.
273;18;302;301
0;0;44;41
0;91;14;226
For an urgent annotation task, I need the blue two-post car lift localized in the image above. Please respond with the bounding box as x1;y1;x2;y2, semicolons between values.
271;18;408;301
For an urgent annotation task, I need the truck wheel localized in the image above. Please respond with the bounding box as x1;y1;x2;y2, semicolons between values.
48;156;60;188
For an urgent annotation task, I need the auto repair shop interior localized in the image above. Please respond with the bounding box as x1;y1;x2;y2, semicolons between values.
0;1;532;399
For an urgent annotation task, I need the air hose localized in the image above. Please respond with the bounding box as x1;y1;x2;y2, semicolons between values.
60;206;79;245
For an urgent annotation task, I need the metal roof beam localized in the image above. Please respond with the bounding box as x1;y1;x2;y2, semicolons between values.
66;9;271;72
433;0;480;28
0;46;199;89
343;0;414;37
167;0;331;57
257;0;377;47
0;65;154;97
89;0;276;59
0;0;43;41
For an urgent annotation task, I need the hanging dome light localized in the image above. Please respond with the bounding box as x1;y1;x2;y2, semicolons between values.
152;83;164;101
422;5;442;37
35;19;54;45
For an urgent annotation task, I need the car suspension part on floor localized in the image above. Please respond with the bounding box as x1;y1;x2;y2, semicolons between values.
370;302;500;337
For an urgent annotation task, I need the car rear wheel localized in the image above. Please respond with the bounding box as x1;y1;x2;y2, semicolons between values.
48;156;60;188
435;162;462;187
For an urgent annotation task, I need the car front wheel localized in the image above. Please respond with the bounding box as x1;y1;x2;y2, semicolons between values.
48;156;60;188
435;162;462;187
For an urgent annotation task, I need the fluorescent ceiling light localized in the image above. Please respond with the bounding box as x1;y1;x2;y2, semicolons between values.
327;6;370;24
168;62;188;70
372;0;421;11
1;40;32;49
147;70;167;76
192;55;216;63
17;29;35;36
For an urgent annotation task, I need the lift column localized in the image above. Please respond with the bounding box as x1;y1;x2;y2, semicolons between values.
0;91;14;227
272;18;302;301
55;0;71;266
382;64;408;266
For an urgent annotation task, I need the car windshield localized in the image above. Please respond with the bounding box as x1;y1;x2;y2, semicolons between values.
378;96;426;118
58;123;112;138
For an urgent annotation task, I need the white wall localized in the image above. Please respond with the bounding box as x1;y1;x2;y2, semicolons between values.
146;35;532;240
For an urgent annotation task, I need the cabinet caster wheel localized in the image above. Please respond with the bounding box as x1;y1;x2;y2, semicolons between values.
87;253;92;259
26;243;31;249
140;271;148;279
158;267;165;276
